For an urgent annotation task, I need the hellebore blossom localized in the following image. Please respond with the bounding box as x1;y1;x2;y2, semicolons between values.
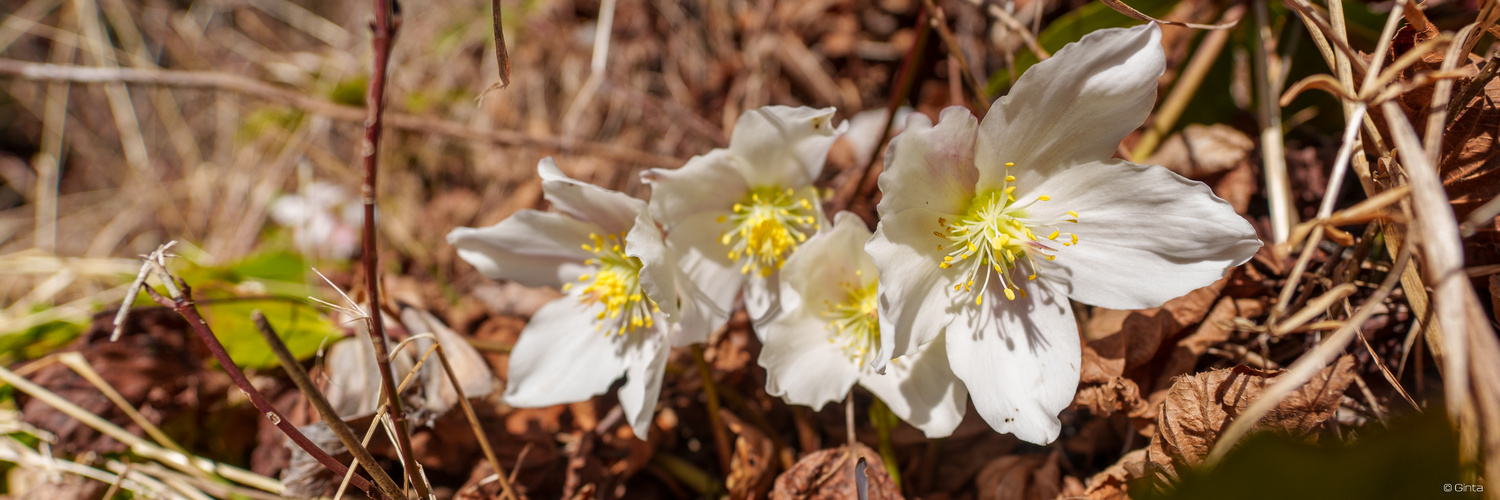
758;212;965;437
865;23;1261;444
642;106;847;331
448;158;700;438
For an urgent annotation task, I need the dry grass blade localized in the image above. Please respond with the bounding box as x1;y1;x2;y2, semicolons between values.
251;311;404;500
0;59;683;167
1205;239;1411;468
0;364;284;494
1274;283;1358;336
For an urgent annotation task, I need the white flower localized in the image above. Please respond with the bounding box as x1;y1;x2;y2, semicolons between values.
642;106;847;332
269;181;362;259
447;158;700;438
758;212;965;437
865;23;1261;445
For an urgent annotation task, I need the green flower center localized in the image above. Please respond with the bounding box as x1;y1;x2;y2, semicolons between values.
933;163;1079;304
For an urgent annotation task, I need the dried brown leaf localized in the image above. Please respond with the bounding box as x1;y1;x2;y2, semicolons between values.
724;410;775;500
771;443;902;500
1081;448;1148;500
1145;355;1358;484
973;449;1064;500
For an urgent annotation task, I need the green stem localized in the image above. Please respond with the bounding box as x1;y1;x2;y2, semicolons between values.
868;397;902;489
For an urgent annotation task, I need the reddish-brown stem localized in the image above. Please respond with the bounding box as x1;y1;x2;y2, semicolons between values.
828;6;931;219
143;284;383;498
360;0;428;498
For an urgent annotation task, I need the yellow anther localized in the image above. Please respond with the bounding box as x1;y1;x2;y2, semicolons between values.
934;231;945;238
1038;195;1051;201
1005;162;1015;167
939;262;951;269
1071;234;1078;244
1005;175;1016;182
1004;288;1016;301
717;215;727;223
1018;289;1027;299
578;275;590;282
1044;255;1056;261
976;295;983;305
1028;273;1037;281
1048;230;1060;240
1066;211;1079;218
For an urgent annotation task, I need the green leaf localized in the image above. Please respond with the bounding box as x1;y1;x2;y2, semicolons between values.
197;299;335;370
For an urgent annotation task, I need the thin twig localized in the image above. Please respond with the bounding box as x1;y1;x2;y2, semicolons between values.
359;0;429;496
251;311;404;500
141;281;382;497
0;59;683;168
921;0;987;109
1205;238;1411;467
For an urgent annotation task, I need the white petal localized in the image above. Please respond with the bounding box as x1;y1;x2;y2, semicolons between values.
503;299;627;408
758;310;860;410
626;210;679;318
857;333;968;438
538;157;647;235
643;150;748;230
744;273;781;334
876;107;980;217
448;210;598;289
841;107;914;168
866;208;960;358
946;280;1079;445
976;23;1164;191
781;212;878;308
618;330;670;439
1030;159;1261;309
664;211;742;340
726;106;847;188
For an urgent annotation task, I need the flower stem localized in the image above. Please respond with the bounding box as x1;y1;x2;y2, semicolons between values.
691;344;732;474
869;397;902;489
359;0;428;497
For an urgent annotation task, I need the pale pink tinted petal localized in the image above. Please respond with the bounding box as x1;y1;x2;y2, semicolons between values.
976;23;1164;191
946;280;1079;445
1029;159;1261;309
538;157;647;235
448;210;597;289
866;208;962;358
857;333;967;438
876;107;980;217
503;299;627;408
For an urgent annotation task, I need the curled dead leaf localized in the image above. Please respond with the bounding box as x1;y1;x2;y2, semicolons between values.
1145;355;1358;485
771;443;902;500
723;410;775;500
1081;448;1148;500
